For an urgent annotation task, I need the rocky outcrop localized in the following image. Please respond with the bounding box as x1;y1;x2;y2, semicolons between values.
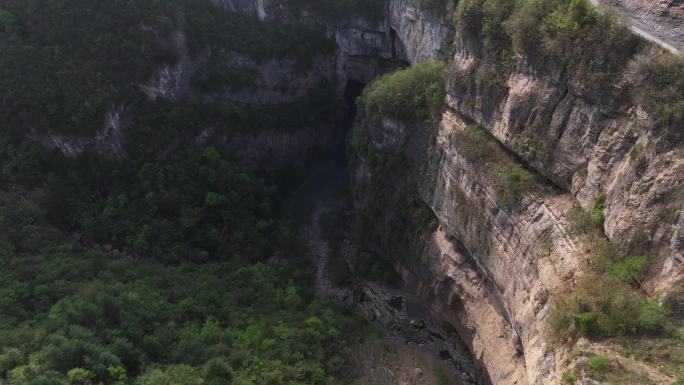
354;109;598;384
598;0;684;52
28;0;683;382
33;104;127;159
353;6;683;382
35;0;454;167
136;31;210;100
203;52;336;105
194;124;334;168
446;37;683;294
388;0;454;63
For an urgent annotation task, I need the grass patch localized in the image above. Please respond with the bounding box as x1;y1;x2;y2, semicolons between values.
587;355;610;373
435;369;450;385
561;370;578;384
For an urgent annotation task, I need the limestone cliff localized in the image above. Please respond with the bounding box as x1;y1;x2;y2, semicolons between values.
350;1;682;384
24;0;682;383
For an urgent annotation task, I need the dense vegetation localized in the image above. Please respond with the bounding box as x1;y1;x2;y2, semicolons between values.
548;251;672;340
548;200;680;344
290;0;385;21
357;61;447;126
455;0;639;87
631;53;684;145
0;192;362;385
0;0;334;136
450;124;544;207
350;63;444;283
349;149;437;284
0;1;363;384
454;0;684;148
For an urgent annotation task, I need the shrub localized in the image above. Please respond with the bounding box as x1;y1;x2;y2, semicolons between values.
67;368;95;385
607;255;646;284
474;65;507;89
202;358;233;385
0;8;18;33
548;268;672;341
511;128;551;163
631;53;684;146
637;301;671;333
0;348;23;376
591;192;606;228
492;163;536;206
540;0;594;56
455;0;485;33
435;370;450;385
505;0;638;81
562;370;578;384
504;1;546;54
450;124;502;163
567;207;595;235
587;355;609;373
456;0;515;77
664;286;684;317
358;61;447;125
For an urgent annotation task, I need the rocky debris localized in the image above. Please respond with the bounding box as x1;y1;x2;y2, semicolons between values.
300;178;481;385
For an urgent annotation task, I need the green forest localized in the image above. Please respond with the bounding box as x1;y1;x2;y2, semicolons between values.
0;190;362;385
0;0;369;383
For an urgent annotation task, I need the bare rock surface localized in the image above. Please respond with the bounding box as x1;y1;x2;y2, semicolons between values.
593;0;684;52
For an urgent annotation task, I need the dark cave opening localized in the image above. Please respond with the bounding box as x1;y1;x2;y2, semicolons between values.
343;79;367;122
286;79;367;225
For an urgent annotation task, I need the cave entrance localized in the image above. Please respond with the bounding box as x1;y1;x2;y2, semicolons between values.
343;79;366;123
286;79;368;225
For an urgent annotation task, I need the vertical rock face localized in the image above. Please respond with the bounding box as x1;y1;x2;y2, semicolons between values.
350;2;682;384
33;104;127;159
599;0;684;52
445;38;683;293
136;31;210;100
421;112;591;385
27;0;682;382
35;0;454;166
355;110;594;384
388;0;454;63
